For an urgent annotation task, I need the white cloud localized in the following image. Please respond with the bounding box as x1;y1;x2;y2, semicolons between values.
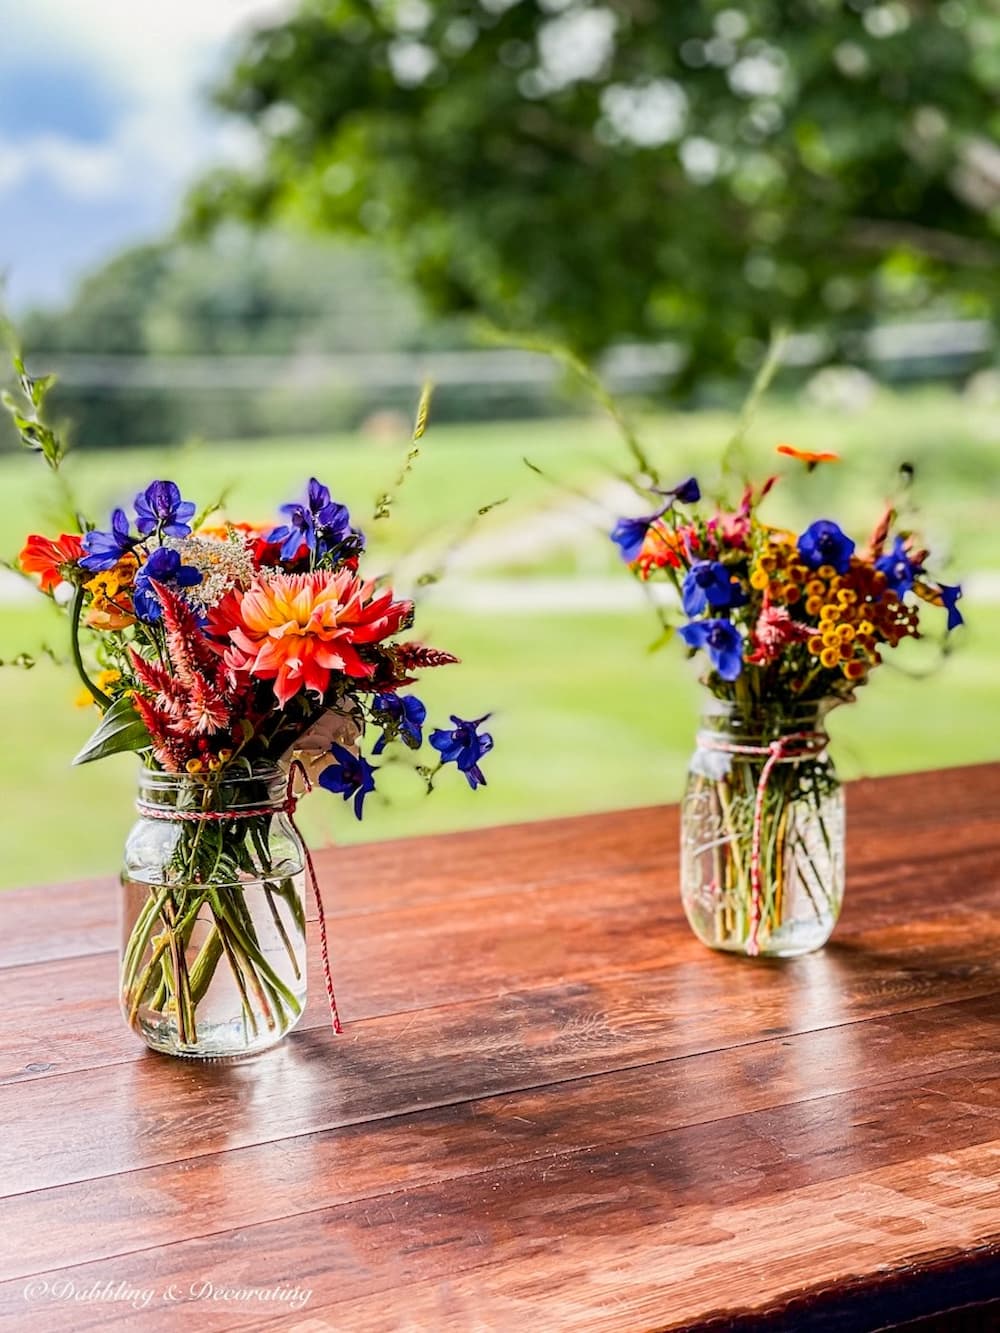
6;1;293;82
0;133;120;198
0;0;293;201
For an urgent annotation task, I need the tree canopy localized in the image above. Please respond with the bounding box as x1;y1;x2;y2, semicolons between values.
188;0;1000;384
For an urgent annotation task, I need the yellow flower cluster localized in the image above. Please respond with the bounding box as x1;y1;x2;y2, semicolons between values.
74;668;122;709
804;573;875;682
750;534;919;682
748;530;806;606
84;554;139;631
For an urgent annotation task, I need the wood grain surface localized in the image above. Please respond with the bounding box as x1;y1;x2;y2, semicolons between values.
1;764;999;1331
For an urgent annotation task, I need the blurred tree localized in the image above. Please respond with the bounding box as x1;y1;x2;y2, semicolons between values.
15;230;454;447
22;230;432;359
186;0;1000;384
19;245;182;449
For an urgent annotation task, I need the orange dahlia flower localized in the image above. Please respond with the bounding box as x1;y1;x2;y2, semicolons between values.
217;570;412;706
19;532;84;592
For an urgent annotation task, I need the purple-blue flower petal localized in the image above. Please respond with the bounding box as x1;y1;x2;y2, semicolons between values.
679;617;743;681
134;480;196;539
429;714;493;787
797;520;855;575
317;742;378;820
610;516;652;563
80;508;136;571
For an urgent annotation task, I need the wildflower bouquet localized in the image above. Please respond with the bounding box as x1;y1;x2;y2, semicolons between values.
612;448;962;957
13;369;492;1056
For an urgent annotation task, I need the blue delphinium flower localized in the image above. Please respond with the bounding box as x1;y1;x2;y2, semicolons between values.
668;476;701;505
318;743;378;819
679;618;744;681
80;508;137;572
875;537;922;596
371;692;427;754
134;481;196;538
797;520;855;575
430;714;494;789
610;515;654;563
940;583;964;631
681;560;747;617
132;547;203;622
611;477;701;563
267;477;359;561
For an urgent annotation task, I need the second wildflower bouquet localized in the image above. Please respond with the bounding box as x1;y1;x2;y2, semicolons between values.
612;449;962;957
20;470;493;1057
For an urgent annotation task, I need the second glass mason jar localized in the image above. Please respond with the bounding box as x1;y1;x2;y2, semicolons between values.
120;762;308;1058
680;699;845;957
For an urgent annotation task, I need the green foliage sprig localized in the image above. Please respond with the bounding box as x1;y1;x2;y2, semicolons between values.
2;350;64;471
187;0;1000;385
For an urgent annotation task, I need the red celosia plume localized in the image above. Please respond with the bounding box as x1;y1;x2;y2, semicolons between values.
129;582;252;770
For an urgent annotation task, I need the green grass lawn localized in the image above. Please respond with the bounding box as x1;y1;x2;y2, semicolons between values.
3;596;997;892
0;414;617;576
1;388;997;889
2;385;998;573
492;388;1000;578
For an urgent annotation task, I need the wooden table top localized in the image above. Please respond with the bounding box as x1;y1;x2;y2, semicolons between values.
2;764;1000;1332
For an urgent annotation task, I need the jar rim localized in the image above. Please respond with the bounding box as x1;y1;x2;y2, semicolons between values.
136;761;283;791
135;763;289;814
697;695;839;741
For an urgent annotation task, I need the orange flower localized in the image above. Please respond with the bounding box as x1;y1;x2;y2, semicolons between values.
18;532;84;592
198;520;271;546
216;570;412;706
633;521;697;578
776;443;840;469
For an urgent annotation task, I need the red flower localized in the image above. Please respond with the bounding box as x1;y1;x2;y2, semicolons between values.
19;532;84;592
129;583;254;770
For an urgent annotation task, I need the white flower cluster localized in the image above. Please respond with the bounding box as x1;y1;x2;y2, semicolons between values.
165;532;257;612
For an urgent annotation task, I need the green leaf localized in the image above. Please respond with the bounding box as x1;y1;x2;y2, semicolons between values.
29;373;56;409
646;625;675;654
73;696;151;765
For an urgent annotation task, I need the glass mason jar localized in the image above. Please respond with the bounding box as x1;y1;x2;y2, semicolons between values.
120;763;308;1058
680;699;844;957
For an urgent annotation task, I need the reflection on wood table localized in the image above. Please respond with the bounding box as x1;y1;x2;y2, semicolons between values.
2;764;1000;1331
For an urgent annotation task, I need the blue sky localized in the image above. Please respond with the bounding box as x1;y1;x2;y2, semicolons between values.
0;1;290;311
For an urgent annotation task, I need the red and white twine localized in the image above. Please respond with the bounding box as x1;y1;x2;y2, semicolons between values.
699;731;826;956
135;758;342;1033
